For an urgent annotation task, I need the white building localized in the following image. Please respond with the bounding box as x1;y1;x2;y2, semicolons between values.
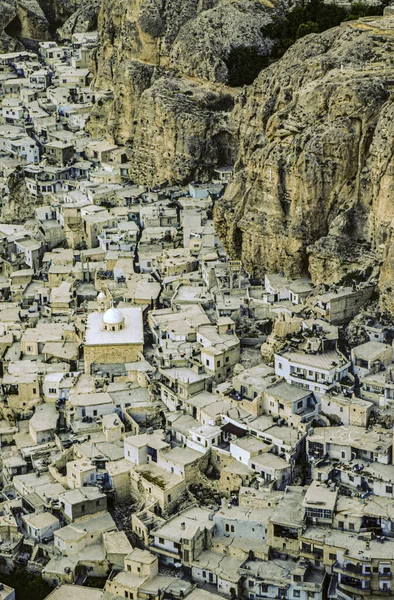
275;349;350;395
23;512;60;542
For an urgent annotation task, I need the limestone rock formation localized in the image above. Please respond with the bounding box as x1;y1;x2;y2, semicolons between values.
214;16;394;314
1;169;42;223
0;0;49;48
0;1;23;51
169;0;274;84
0;0;101;49
57;0;101;38
88;0;283;181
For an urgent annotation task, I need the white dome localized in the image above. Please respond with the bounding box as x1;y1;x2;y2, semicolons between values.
97;291;106;300
103;307;124;325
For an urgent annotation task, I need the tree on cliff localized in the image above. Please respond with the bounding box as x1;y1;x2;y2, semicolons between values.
263;0;386;59
226;46;270;87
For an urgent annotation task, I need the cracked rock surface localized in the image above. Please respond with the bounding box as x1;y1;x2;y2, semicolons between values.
214;16;394;314
0;0;101;49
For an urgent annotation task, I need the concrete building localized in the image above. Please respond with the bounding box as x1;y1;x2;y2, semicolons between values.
84;306;144;372
150;507;215;567
320;393;373;427
22;511;60;542
58;487;107;522
351;340;393;377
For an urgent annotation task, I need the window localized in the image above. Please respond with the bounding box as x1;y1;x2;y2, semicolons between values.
203;571;206;578
49;388;57;394
81;504;85;512
206;359;209;366
294;591;301;598
329;553;336;560
225;524;229;532
341;452;346;459
278;362;283;370
380;564;391;574
226;357;229;363
217;361;221;367
33;388;37;394
167;494;171;502
230;525;235;532
248;580;254;587
349;523;354;530
386;485;393;494
159;538;164;544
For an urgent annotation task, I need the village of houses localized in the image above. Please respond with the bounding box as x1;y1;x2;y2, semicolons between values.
0;29;393;600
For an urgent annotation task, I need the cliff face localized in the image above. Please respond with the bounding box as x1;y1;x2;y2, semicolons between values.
57;0;101;38
214;16;394;313
169;0;274;84
90;3;394;314
0;0;100;49
0;0;49;48
1;169;42;223
88;0;284;183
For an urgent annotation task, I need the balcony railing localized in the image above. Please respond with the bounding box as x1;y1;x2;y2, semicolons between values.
339;576;371;596
334;562;371;580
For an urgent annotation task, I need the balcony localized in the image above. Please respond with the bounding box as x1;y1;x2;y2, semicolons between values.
334;562;371;580
157;379;178;395
379;571;392;580
149;544;180;560
289;372;332;391
338;575;371;596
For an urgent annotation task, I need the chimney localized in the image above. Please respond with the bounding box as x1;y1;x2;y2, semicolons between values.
181;522;186;531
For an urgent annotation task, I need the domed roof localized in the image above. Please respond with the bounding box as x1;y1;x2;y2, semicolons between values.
97;291;106;300
103;307;124;325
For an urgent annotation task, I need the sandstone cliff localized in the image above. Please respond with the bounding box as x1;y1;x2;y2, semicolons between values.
214;15;394;313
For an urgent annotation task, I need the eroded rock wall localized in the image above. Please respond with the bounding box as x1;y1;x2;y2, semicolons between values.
88;0;283;182
0;0;101;50
214;16;394;313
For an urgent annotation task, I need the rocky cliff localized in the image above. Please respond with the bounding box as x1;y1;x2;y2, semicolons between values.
88;0;290;182
214;15;394;313
89;2;394;314
0;0;101;49
1;169;42;223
